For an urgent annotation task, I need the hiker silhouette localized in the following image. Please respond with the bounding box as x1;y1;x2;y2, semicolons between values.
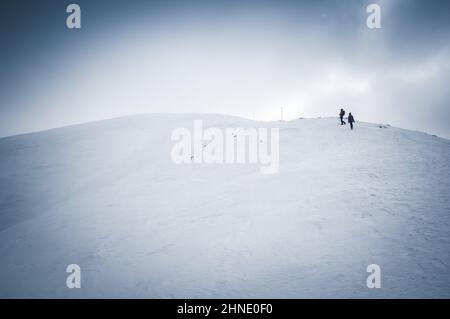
339;108;346;125
348;113;355;130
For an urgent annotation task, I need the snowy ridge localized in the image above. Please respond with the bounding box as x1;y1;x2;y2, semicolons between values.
0;114;449;298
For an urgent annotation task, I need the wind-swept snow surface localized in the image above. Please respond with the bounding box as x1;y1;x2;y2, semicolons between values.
0;114;449;298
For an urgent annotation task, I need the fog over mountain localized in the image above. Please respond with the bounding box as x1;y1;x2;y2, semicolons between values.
1;0;450;138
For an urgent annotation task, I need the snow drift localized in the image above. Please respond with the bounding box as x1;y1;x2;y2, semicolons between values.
0;114;449;298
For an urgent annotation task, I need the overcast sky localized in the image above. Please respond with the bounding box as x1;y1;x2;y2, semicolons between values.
1;0;449;138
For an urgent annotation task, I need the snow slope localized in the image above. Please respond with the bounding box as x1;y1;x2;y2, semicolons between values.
0;114;449;298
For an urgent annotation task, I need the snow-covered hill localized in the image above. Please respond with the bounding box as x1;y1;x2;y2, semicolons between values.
0;114;449;298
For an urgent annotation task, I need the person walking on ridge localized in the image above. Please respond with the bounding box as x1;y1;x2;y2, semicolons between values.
348;112;355;130
339;108;346;125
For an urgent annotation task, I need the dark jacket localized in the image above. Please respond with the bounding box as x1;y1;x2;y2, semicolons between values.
348;114;355;123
